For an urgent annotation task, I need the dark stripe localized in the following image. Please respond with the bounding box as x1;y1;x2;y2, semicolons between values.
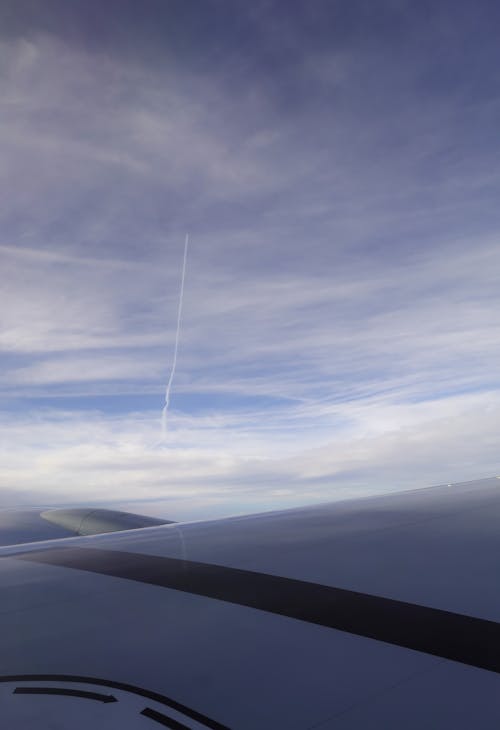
15;546;500;674
141;707;191;729
0;674;228;730
13;686;116;703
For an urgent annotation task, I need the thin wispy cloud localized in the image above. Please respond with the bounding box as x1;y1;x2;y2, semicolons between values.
1;1;500;516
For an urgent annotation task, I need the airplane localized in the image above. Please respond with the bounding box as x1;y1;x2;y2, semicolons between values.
0;475;499;728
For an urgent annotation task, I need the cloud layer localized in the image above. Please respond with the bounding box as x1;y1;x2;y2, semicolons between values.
1;2;500;517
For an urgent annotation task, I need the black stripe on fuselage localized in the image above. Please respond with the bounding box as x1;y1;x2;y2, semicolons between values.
141;707;191;729
13;686;117;703
14;546;500;674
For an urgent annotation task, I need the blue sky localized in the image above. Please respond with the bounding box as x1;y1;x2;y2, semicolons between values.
1;1;500;518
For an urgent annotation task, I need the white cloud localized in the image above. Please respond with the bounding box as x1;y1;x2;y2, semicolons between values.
1;387;499;518
1;28;500;515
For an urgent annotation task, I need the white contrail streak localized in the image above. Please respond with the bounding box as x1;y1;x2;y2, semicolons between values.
161;233;189;438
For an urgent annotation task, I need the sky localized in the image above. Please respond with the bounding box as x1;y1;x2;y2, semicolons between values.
1;0;500;520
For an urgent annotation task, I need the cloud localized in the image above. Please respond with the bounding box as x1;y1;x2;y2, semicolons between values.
1;8;500;515
1;387;499;519
3;232;500;401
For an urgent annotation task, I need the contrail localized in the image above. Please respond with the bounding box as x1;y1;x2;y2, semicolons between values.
161;233;189;438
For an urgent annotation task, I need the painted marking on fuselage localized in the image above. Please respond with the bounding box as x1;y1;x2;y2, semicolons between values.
13;686;117;702
14;546;500;675
0;674;229;730
141;706;192;729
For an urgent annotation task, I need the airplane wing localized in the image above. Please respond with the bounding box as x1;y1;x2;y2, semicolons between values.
0;507;171;546
1;476;500;728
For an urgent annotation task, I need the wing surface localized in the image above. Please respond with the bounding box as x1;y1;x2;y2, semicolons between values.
1;476;500;728
0;508;170;547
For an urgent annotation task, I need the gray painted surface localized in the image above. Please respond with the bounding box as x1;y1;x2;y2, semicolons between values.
41;508;171;536
0;508;171;547
0;510;75;546
0;477;499;727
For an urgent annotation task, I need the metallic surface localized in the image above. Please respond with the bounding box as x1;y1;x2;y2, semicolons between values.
0;508;171;547
0;476;500;727
41;508;171;536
